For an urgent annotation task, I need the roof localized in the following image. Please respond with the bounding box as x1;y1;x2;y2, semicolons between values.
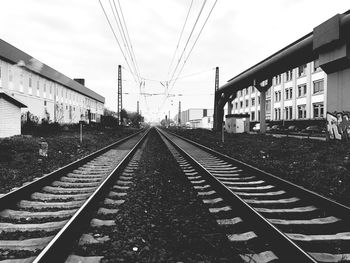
0;39;105;104
0;92;27;108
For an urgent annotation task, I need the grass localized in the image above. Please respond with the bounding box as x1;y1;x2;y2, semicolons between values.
0;127;139;194
170;128;350;206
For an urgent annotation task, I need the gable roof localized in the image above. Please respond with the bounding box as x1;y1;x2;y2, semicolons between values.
0;92;27;108
0;39;105;104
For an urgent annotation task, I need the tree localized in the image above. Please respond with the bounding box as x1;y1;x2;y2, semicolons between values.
128;112;143;128
120;109;128;125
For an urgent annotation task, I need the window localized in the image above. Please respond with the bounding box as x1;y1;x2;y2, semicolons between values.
44;101;47;106
258;96;261;105
286;69;293;81
251;97;255;106
275;91;281;102
8;69;13;90
297;105;306;119
251;111;255;121
28;76;32;95
245;99;249;107
203;109;207;117
43;82;47;98
240;101;243;108
36;80;40;96
49;84;52;99
285;106;293;120
313;79;324;94
285;87;293;100
266;100;271;113
19;71;24;92
297;84;307;97
275;74;282;85
313;103;324;118
235;102;238;109
274;108;281;120
298;64;307;77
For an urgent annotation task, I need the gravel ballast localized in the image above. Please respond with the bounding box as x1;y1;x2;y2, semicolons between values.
169;128;350;206
74;128;241;262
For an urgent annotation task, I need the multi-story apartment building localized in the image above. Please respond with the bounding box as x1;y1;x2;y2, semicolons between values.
0;39;104;124
231;60;326;123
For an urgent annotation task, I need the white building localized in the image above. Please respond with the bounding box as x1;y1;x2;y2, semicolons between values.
0;92;27;137
231;60;326;122
0;39;104;124
174;108;214;129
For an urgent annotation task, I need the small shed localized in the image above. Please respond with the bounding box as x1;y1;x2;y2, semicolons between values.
0;92;27;138
225;113;250;133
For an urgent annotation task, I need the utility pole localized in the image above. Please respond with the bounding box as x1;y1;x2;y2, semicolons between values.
118;65;122;125
178;101;181;125
213;66;219;130
137;101;139;114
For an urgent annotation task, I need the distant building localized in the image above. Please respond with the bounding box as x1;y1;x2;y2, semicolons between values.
0;92;27;137
0;39;105;124
174;108;214;129
231;60;326;122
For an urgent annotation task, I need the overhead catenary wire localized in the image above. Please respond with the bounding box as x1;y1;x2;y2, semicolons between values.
111;0;141;83
170;0;218;90
117;0;141;81
167;0;194;78
98;0;139;84
159;0;217;114
108;0;139;82
168;0;207;85
158;0;208;113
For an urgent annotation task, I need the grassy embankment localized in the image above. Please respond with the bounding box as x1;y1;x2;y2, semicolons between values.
0;127;138;194
171;128;350;206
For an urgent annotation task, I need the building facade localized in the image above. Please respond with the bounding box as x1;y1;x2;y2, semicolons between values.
0;39;104;124
230;60;326;123
174;108;214;129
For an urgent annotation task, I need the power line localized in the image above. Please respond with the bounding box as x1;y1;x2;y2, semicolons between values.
170;0;218;90
168;0;207;85
98;0;138;83
117;0;141;81
112;0;140;82
159;0;217;115
167;0;194;78
108;0;140;83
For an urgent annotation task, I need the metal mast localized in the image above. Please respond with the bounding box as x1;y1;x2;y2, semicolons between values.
213;66;219;130
178;101;181;125
118;65;122;125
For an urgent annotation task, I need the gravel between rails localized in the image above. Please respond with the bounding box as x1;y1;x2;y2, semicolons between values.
72;128;242;262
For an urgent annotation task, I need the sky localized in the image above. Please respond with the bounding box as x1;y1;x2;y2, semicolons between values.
0;0;349;122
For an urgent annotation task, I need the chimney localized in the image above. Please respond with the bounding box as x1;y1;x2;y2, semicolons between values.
74;78;85;86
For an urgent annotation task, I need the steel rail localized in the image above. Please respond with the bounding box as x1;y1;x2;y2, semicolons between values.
157;128;316;262
165;130;350;220
33;128;150;263
0;129;145;210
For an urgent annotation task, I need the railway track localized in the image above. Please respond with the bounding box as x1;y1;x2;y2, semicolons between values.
158;128;350;263
0;128;149;263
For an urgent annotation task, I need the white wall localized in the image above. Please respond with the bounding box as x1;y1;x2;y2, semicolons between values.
0;59;104;124
0;98;21;137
